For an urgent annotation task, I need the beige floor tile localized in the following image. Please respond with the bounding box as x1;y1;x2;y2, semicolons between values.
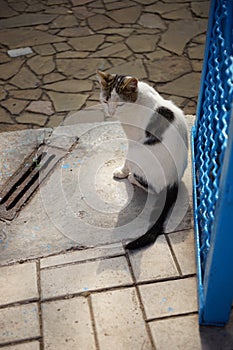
150;311;233;350
0;303;40;344
149;314;201;350
41;256;133;299
92;287;152;350
1;341;40;350
0;263;38;306
139;277;197;319
168;229;196;275
40;243;124;268
42;297;95;350
129;235;179;282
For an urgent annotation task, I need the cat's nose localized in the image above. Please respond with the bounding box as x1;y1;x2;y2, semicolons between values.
108;104;116;116
108;108;114;116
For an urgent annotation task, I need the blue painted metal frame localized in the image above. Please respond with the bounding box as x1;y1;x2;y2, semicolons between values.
192;0;233;325
191;129;205;323
203;111;233;325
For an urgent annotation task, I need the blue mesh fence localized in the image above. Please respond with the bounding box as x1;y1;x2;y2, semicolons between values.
193;0;233;275
192;0;233;325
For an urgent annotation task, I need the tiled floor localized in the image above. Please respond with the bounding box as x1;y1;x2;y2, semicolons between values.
0;239;197;349
1;236;233;349
2;1;233;349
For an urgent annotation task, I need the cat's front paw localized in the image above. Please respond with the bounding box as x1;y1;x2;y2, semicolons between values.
113;167;129;179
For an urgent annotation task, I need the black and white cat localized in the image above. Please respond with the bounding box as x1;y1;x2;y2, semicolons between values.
97;70;188;250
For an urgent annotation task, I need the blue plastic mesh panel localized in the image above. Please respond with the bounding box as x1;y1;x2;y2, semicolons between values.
193;0;233;275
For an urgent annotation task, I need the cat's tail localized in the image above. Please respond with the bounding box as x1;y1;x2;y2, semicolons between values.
125;183;178;250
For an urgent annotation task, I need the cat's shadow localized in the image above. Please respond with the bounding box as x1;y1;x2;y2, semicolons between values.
97;179;192;281
114;178;191;242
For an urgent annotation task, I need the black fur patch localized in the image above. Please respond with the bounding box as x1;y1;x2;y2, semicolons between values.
144;107;175;146
126;183;178;250
144;132;160;145
133;173;148;189
156;106;174;122
144;112;161;145
133;173;155;192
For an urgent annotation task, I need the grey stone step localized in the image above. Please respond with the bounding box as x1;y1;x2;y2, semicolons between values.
0;120;193;264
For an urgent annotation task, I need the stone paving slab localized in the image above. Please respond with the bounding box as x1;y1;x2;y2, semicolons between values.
159;19;208;55
41;256;133;300
42;297;95;350
150;314;202;350
158;72;202;98
168;229;196;276
0;13;57;29
0;28;63;48
91;287;152;349
40;242;124;268
129;234;179;282
0;262;38;306
0;303;40;344
139;277;197;320
149;312;233;350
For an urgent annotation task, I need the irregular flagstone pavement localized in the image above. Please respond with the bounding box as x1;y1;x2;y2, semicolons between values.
0;0;209;131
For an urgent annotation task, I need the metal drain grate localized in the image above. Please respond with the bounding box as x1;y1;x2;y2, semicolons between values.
0;144;65;220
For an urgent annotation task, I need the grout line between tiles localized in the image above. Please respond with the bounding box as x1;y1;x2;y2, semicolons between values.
0;337;41;348
37;260;44;350
88;295;100;350
146;311;199;323
0;298;39;310
165;233;183;276
40;253;126;270
125;251;157;350
0;258;41;269
41;283;135;303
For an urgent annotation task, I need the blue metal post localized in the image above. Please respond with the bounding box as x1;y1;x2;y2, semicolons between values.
201;111;233;325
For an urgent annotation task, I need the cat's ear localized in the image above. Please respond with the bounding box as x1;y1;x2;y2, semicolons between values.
123;77;138;92
96;70;109;88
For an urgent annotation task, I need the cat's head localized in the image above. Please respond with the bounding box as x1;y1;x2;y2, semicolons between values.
97;70;138;116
